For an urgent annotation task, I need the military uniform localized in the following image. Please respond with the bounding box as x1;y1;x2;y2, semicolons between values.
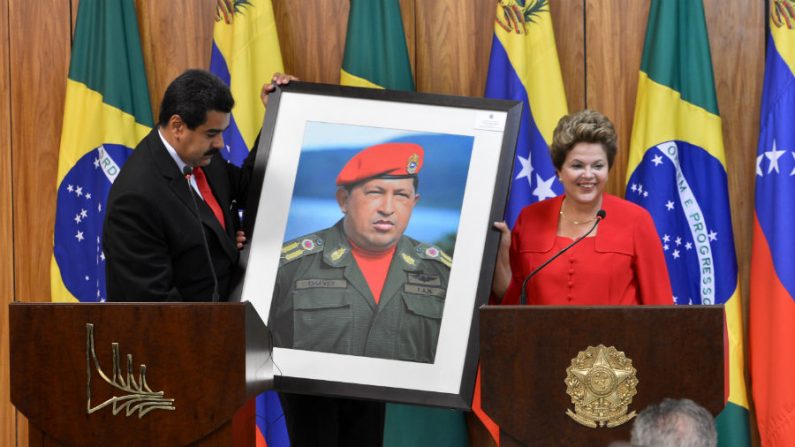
270;220;452;364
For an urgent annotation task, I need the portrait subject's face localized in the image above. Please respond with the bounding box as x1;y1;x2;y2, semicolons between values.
171;110;230;167
338;177;419;252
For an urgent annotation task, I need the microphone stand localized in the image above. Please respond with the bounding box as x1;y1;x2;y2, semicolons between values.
519;210;605;305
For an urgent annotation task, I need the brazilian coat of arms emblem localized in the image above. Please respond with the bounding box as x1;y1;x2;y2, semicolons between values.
564;344;639;428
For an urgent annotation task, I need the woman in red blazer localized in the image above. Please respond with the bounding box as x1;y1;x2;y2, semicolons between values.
492;110;673;305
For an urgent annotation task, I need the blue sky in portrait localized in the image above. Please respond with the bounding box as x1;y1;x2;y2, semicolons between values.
283;121;474;252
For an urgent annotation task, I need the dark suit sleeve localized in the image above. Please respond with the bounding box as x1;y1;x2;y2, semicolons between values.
104;190;181;301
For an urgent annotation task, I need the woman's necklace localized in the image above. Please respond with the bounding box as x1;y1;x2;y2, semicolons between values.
559;200;598;225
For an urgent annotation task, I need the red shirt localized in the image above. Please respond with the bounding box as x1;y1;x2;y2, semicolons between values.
502;194;673;306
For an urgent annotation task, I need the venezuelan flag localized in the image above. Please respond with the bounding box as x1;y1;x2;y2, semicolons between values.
210;2;288;445
474;1;568;443
50;0;152;303
625;1;750;445
750;4;795;445
484;0;567;227
210;0;283;167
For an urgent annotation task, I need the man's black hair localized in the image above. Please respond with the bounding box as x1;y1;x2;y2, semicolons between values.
158;69;234;129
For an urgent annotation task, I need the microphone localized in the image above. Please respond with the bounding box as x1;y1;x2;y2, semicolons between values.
182;166;220;302
519;209;606;305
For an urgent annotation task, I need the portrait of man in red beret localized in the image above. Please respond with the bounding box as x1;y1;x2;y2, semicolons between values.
268;122;473;364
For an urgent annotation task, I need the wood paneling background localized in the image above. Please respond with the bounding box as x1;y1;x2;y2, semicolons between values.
1;0;15;442
0;0;764;445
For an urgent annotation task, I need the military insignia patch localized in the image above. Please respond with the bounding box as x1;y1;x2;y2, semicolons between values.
401;253;416;266
330;247;347;263
301;239;316;250
424;247;439;258
407;153;419;174
564;345;638;428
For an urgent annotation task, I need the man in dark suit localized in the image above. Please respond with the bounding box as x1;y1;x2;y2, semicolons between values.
103;69;288;301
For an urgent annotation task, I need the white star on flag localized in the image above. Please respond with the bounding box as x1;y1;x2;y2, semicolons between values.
93;158;100;168
86;193;92;199
664;244;670;251
652;154;663;166
631;183;638;192
766;140;786;173
80;209;88;218
675;236;682;245
756;154;764;176
791;153;795;176
709;230;718;241
67;184;74;193
74;214;82;224
643;191;649;198
532;174;556;201
672;249;680;259
662;234;670;243
75;186;83;197
515;155;533;187
76;230;84;241
665;200;674;210
685;242;693;250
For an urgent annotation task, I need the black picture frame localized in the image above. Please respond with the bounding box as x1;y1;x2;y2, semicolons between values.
232;81;520;409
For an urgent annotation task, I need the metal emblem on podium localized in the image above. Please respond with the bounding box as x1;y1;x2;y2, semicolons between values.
86;323;175;418
564;344;638;428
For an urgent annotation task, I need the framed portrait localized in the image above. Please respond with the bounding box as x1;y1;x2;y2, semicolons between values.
234;81;520;409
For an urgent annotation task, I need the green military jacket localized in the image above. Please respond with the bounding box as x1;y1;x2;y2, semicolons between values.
269;220;452;363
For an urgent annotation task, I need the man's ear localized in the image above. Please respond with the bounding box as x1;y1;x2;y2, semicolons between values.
336;188;349;213
167;115;185;138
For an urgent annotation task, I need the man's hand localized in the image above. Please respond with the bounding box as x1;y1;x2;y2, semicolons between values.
261;73;299;107
236;230;247;250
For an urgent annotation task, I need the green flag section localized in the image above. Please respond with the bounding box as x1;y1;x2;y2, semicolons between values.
383;404;468;447
340;0;414;90
51;0;152;303
625;2;750;446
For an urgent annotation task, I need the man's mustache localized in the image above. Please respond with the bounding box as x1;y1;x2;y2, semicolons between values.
203;148;221;157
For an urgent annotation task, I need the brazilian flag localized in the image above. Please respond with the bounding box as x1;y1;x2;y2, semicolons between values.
339;1;466;445
625;1;750;445
340;0;414;91
51;0;152;302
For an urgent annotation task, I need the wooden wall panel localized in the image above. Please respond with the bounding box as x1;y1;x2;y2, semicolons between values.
272;0;348;83
135;0;215;121
414;0;494;96
704;0;763;357
551;0;586;112
9;1;71;302
0;0;15;441
585;0;649;195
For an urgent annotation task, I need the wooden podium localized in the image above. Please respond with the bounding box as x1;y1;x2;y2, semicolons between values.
479;306;724;446
9;302;273;447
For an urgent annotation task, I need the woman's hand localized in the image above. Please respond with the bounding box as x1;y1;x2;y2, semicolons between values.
491;221;512;299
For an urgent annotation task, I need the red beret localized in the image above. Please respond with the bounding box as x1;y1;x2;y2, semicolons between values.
336;142;424;186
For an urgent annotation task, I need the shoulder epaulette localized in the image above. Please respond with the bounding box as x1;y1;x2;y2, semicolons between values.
280;234;325;264
415;243;453;268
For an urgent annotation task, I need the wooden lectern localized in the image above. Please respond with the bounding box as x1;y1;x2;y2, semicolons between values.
479;306;724;446
9;302;273;447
